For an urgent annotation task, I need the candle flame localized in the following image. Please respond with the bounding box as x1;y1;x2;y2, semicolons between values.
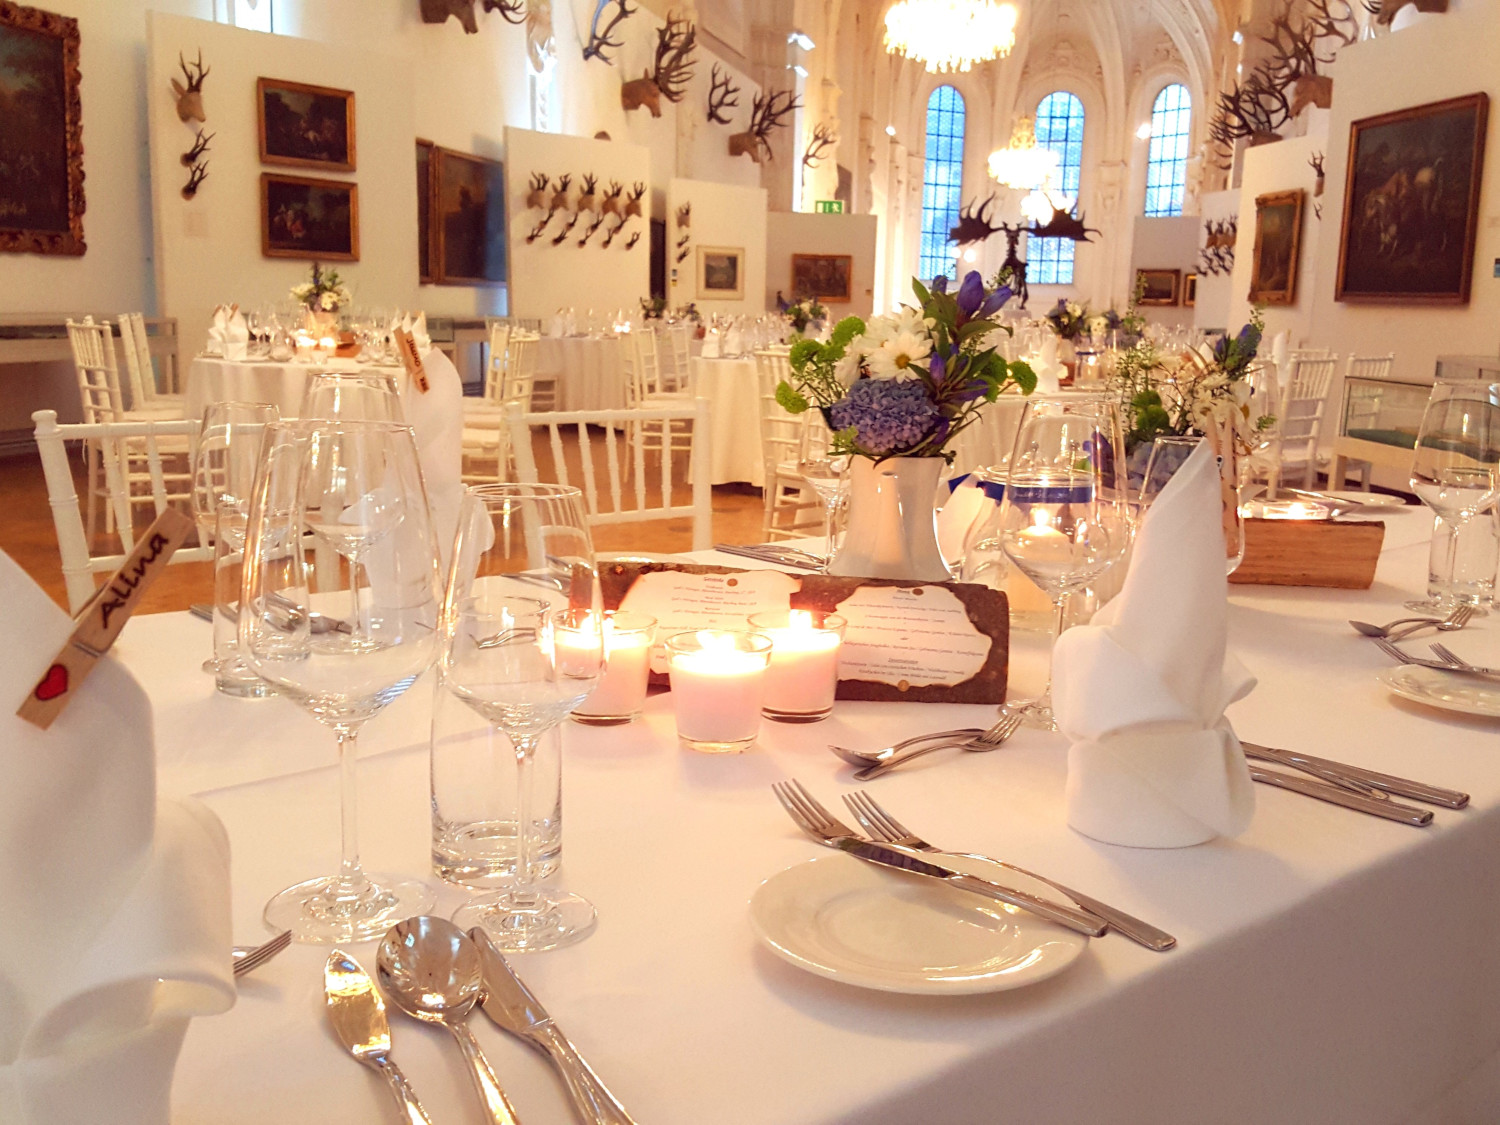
788;609;814;631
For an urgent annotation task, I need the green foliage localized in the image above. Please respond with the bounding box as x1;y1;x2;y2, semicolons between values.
775;381;809;414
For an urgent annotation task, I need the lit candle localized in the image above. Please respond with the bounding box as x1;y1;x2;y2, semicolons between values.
566;611;656;726
1245;499;1332;521
666;629;772;752
747;610;845;722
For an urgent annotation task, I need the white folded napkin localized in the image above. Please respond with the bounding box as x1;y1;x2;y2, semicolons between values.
701;330;721;359
401;311;431;353
403;343;463;569
224;309;250;361
204;304;229;357
1029;335;1063;393
1270;329;1289;380
724;327;744;357
1051;439;1256;848
0;550;234;1124
548;313;566;338
936;472;1001;566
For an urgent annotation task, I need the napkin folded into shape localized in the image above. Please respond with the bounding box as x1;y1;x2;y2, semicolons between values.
0;550;234;1124
206;305;248;360
1030;335;1063;394
1051;439;1256;848
400;311;431;353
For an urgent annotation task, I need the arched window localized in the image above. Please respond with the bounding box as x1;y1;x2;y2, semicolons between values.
1144;83;1191;217
1030;91;1085;285
918;85;966;285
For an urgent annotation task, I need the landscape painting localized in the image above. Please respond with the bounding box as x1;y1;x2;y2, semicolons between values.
261;173;359;260
1249;190;1303;305
1335;93;1488;304
258;77;356;171
1135;268;1180;306
432;146;505;286
699;246;744;299
0;2;84;255
791;253;853;302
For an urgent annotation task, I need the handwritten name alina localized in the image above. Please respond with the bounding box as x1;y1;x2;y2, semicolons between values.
98;532;170;629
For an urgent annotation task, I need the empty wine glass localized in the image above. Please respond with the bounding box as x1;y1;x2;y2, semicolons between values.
301;369;404;423
442;484;605;952
994;393;1134;728
1406;380;1500;612
796;456;849;568
239;419;442;942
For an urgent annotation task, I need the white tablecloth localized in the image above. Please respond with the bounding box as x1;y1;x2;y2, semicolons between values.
184;356;405;420
690;355;763;486
119;506;1500;1124
537;336;628;412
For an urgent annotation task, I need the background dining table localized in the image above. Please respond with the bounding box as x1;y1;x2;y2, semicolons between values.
184;355;407;420
120;505;1500;1124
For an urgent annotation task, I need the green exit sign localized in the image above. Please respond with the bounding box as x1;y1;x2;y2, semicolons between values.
814;200;844;213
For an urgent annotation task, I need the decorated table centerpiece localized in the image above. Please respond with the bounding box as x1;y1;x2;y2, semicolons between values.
781;295;828;336
289;262;353;332
776;271;1036;579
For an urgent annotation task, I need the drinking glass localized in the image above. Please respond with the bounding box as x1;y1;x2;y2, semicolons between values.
239;420;442;942
995;393;1134;728
300;369;404;423
441;484;604;952
797;456;849;568
191;401;280;697
1406;381;1500;611
1140;434;1244;575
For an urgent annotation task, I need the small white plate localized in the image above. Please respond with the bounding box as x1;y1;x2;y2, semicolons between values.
1325;491;1410;510
749;853;1089;995
1379;665;1500;718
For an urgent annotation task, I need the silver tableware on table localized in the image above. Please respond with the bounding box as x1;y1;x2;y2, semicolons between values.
772;779;1105;937
852;711;1023;780
827;727;990;770
325;950;436;1125
231;929;292;977
1350;604;1474;641
1241;743;1468;809
841;791;1176;952
470;927;637;1125
376;917;522;1125
1374;637;1500;678
713;543;824;570
1249;766;1433;826
189;602;214;623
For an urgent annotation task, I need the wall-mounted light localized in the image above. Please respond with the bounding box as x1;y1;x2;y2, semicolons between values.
788;29;815;51
790;63;809;77
1136;122;1153;140
885;124;897;136
1231;28;1244;44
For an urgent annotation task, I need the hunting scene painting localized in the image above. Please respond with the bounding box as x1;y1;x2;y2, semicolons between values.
261;173;359;261
431;147;505;286
1335;93;1488;304
258;77;356;172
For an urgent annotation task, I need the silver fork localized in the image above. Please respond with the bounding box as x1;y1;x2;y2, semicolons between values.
827;726;989;770
771;779;1104;936
852;711;1023;781
232;930;293;978
1376;637;1500;678
841;791;1175;952
1350;604;1473;641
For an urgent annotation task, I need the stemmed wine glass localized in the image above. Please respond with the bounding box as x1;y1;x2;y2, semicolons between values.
994;393;1134;728
441;483;605;952
1406;381;1500;612
796;455;849;569
239;419;442;942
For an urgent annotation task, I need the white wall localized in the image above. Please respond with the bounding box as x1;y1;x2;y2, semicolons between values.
667;178;767;315
763;211;878;319
1129;216;1200;328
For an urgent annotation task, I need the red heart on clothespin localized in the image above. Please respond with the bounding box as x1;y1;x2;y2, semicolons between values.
34;663;68;702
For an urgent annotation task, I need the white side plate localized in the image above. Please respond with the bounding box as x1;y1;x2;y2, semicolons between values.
1380;665;1500;718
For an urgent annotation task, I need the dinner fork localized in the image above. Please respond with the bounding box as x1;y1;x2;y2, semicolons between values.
771;780;1104;936
1350;604;1474;641
1375;637;1500;678
841;791;1176;952
849;711;1023;781
827;726;990;770
232;930;293;978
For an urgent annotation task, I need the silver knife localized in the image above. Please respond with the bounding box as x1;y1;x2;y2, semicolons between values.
469;928;637;1125
189;602;214;623
713;544;822;570
829;837;1105;937
1243;742;1469;809
1249;766;1433;826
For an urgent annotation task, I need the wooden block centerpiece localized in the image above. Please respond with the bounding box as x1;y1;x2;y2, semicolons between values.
1229;518;1386;589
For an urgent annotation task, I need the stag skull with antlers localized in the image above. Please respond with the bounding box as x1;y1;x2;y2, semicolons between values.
621;14;696;117
171;49;210;123
729;89;800;163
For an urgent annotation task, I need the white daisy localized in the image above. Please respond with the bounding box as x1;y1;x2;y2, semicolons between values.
865;330;932;381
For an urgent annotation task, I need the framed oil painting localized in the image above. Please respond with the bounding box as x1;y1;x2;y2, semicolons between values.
698;246;744;299
1335;93;1488;305
260;173;359;261
431;146;505;286
1135;268;1180;306
258;77;356;172
416;139;433;284
0;1;85;256
1183;272;1198;307
1249;190;1304;305
791;253;853;302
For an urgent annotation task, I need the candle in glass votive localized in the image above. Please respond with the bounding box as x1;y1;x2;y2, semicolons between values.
747;610;845;722
666;630;772;752
565;611;656;726
1244;499;1332;521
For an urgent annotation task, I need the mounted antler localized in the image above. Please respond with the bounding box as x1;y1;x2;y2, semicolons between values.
1208;66;1292;153
525;173;551;211
1261;0;1358;116
180;128;214;167
181;161;209;200
1309;151;1326;196
481;0;527;25
625;231;641;251
728;89;800;163
802;122;837;168
1028;206;1100;242
706;64;740;126
526;214;554;243
171;49;210;123
1364;0;1447;26
675;202;691;228
578;213;608;246
948;196;1001;246
577;173;599;213
552;211;582;245
624;182;647;219
582;0;636;64
620;14;695;117
600;180;625;217
549;173;573;214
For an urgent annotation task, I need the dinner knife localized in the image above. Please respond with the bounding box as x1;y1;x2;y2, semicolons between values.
1249;766;1433;826
324;951;435;1125
469;928;637;1125
1243;742;1469;809
828;838;1106;937
712;544;822;570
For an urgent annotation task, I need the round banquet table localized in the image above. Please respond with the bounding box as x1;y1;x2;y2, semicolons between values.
536;335;629;412
184;355;405;420
114;505;1500;1125
689;355;764;486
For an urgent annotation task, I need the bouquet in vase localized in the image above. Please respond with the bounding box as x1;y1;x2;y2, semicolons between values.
1045;298;1093;341
289;262;352;316
779;295;828;335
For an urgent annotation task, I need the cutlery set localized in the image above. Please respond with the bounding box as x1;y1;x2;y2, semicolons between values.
713;543;825;570
326;918;635;1125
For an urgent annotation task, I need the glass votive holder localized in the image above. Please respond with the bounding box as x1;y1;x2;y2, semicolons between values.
747;609;845;722
665;629;773;753
565;610;657;725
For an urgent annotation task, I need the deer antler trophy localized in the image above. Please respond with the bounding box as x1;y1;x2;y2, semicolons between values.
621;14;696;117
706;64;741;125
180;129;214;167
583;0;636;63
181;162;209;200
802;122;837;168
480;0;526;24
729;89;800;163
171;50;210;123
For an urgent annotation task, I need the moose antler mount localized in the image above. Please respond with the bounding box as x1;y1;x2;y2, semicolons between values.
620;14;696;117
949;196;1001;246
729;89;800;163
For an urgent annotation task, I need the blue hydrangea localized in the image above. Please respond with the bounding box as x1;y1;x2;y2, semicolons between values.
829;378;939;455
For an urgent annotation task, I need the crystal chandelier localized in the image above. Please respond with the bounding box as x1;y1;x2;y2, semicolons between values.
987;116;1060;191
883;0;1018;74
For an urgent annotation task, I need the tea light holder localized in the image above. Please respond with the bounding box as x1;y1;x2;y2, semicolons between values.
747;609;845;722
665;629;772;753
1241;498;1332;522
563;610;656;726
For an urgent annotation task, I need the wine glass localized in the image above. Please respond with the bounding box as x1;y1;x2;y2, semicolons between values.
239;419;442;942
995;393;1134;728
192;401;280;697
442;483;605;952
300;369;404;423
1406;381;1500;612
1140;434;1244;576
796;456;849;568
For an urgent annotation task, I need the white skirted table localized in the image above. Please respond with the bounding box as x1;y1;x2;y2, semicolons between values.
184;356;405;420
536;335;629;412
120;506;1500;1124
689;355;764;486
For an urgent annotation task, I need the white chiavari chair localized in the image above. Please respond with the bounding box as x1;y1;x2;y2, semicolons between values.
1276;354;1340;489
463;328;540;485
118;312;185;414
754;350;827;540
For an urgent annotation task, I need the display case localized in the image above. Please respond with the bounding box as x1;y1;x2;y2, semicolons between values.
1330;376;1430;487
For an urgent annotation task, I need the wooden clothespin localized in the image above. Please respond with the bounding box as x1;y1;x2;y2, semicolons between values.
18;507;196;730
395;328;429;393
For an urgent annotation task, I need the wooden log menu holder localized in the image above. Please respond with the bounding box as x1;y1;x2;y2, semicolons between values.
1229;517;1386;589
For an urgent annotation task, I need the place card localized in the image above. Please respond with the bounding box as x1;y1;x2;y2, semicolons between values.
600;562;1009;702
18;508;196;730
394;328;429;393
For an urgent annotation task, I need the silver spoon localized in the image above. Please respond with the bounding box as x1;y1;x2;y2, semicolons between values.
1349;605;1472;640
376;917;522;1125
828;727;988;769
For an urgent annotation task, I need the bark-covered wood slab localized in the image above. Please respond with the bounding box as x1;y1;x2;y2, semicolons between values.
1229;518;1386;589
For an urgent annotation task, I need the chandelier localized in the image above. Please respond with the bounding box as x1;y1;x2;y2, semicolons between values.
987;116;1060;191
883;0;1018;74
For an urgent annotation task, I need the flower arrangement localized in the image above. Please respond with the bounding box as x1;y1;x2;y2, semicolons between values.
1044;298;1092;341
776;271;1036;462
289;262;352;314
782;296;828;334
